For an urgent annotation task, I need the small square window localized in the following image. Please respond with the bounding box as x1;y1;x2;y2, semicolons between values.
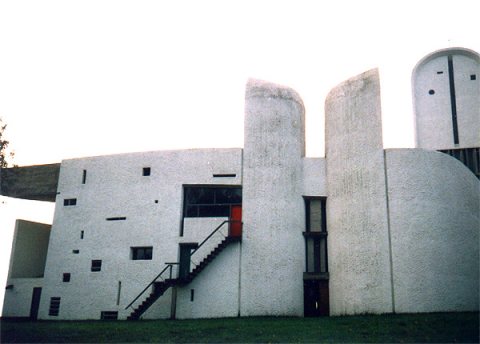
63;273;71;282
64;198;77;206
471;74;476;80
91;260;102;272
143;167;151;176
131;247;153;260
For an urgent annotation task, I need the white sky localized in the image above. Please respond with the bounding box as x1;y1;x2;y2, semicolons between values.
0;0;478;313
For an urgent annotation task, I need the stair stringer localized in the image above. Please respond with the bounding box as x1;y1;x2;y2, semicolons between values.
127;237;240;320
175;239;242;319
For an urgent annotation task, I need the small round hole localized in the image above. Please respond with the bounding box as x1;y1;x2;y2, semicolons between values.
428;89;435;95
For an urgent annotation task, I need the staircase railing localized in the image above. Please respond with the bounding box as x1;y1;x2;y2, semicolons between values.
125;219;242;311
190;220;242;268
124;263;175;310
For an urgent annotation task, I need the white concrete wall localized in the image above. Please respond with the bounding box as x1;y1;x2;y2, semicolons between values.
38;148;242;320
2;278;43;317
386;148;479;313
8;220;51;279
413;48;480;149
325;69;394;315
240;79;306;316
176;244;241;319
2;220;50;318
302;158;327;197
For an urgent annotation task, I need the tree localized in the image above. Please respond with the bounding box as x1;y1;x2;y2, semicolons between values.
0;117;15;168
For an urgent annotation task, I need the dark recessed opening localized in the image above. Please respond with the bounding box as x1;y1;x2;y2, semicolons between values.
437;71;444;74
155;200;158;204
190;289;195;302
428;89;435;95
63;273;71;282
64;198;77;206
143;167;151;176
80;231;84;239
471;74;476;80
213;174;237;178
100;311;118;320
72;249;80;254
106;217;127;221
82;170;87;184
91;260;102;272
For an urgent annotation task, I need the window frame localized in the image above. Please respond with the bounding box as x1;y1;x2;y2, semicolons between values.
130;246;153;260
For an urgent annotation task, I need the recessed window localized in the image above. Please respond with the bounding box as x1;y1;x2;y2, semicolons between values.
49;297;61;316
213;173;237;178
100;311;118;320
82;170;87;184
64;198;77;206
80;231;84;239
72;249;80;254
143;167;151;176
428;89;435;95
436;71;444;74
63;273;71;282
91;260;102;272
471;74;476;80
131;247;153;260
190;289;195;302
106;217;126;221
183;186;242;218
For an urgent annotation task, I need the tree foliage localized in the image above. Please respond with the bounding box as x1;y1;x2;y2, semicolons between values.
0;117;15;168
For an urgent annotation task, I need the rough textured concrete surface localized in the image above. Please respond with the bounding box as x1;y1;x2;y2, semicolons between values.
325;69;393;315
0;164;60;202
386;149;479;312
241;79;305;316
34;149;242;320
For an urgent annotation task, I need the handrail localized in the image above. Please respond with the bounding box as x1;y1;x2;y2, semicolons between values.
190;220;229;256
125;263;173;310
126;219;241;311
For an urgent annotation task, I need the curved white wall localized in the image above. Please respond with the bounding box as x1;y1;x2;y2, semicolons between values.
386;149;479;313
413;48;480;150
240;79;306;316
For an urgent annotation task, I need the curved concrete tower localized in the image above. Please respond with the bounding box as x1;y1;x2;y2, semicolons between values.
240;79;306;316
413;48;480;150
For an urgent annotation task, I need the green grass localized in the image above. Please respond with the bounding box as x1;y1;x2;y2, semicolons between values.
1;312;478;343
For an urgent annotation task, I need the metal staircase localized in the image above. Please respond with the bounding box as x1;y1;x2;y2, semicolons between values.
125;220;241;320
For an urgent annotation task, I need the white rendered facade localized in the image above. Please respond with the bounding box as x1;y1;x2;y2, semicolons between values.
2;48;479;320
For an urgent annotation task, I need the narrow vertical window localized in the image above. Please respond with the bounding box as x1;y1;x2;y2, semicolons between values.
190;289;195;302
80;230;84;239
82;170;87;184
143;167;151;176
48;297;61;316
117;281;122;306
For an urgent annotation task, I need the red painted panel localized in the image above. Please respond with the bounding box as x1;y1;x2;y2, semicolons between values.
229;205;242;237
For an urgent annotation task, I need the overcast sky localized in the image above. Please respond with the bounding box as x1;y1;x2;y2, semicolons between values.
0;0;478;312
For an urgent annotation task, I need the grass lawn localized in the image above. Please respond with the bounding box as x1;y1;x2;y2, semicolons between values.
1;312;478;343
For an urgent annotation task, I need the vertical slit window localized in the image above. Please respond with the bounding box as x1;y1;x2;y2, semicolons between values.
304;198;328;274
82;170;87;184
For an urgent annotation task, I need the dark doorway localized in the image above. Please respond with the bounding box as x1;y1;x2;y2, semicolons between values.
29;287;42;320
304;280;329;317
